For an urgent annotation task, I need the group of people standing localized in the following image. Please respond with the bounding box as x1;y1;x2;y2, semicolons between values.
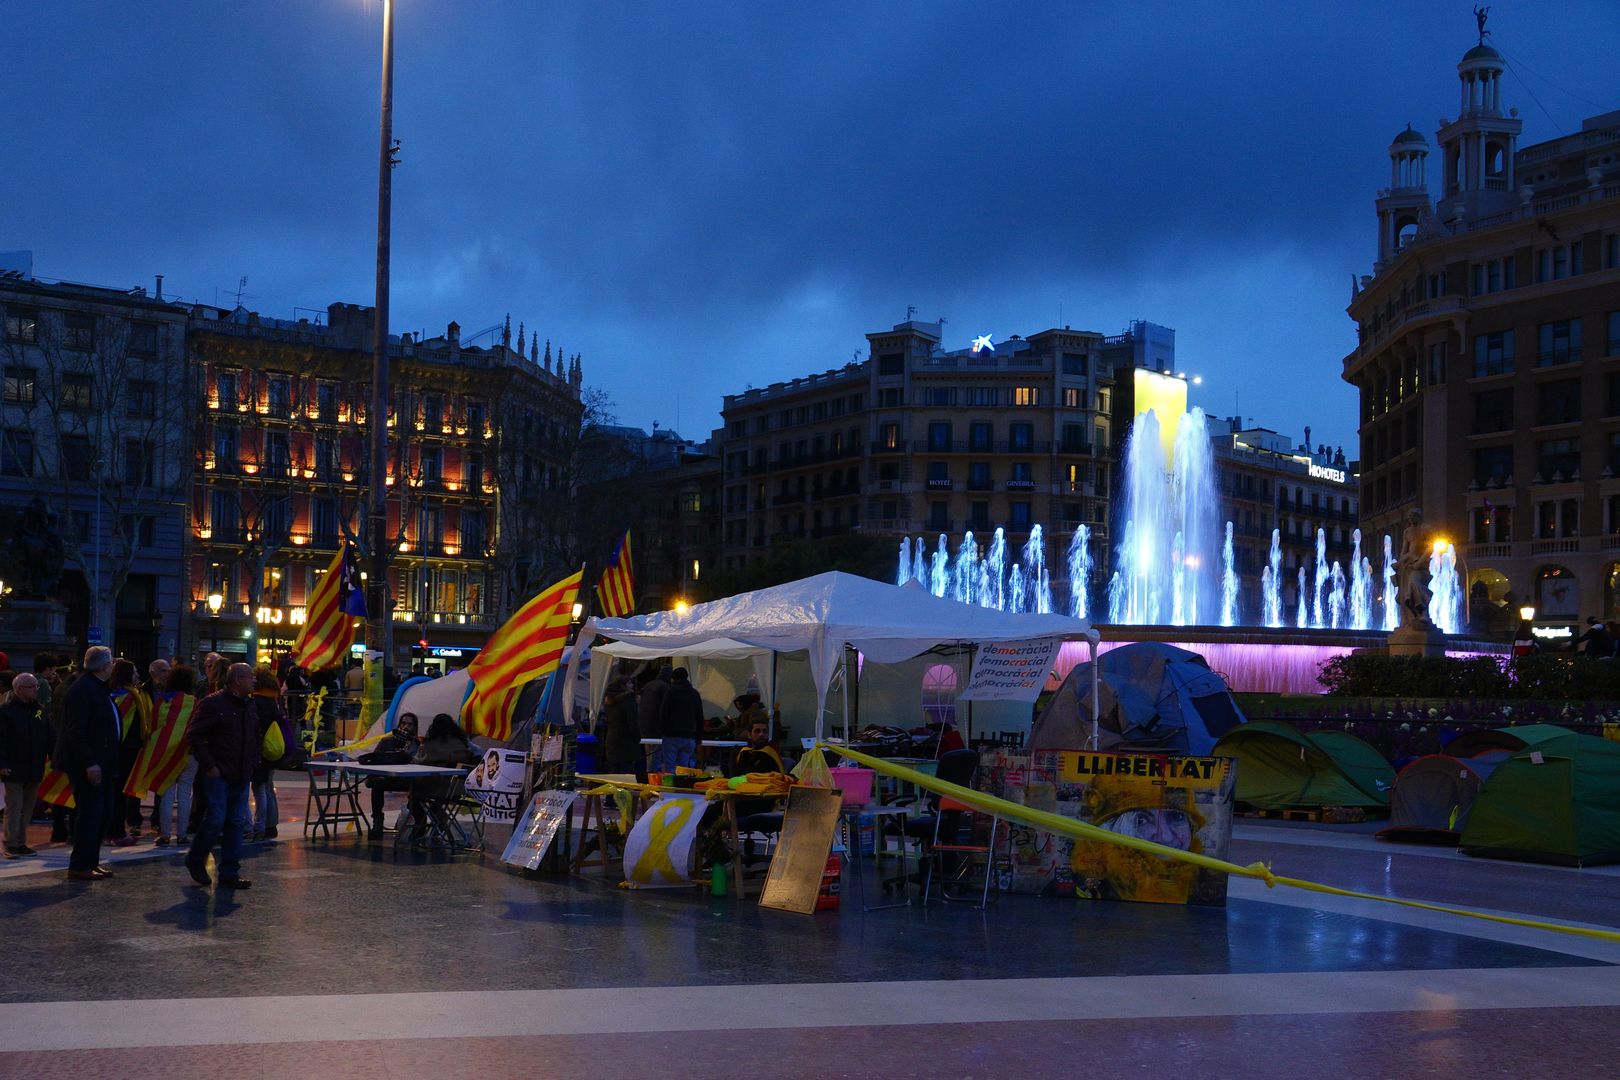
596;661;782;776
0;646;302;890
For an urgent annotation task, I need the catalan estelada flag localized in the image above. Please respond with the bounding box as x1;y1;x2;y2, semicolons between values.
38;761;74;809
293;543;368;672
595;530;635;617
461;569;583;740
111;686;146;741
124;692;196;797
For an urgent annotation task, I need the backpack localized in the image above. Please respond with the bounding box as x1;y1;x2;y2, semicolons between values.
273;714;308;770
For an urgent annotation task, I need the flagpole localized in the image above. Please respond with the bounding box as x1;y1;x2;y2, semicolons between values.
368;0;396;690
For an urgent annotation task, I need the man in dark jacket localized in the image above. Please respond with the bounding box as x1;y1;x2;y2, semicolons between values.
636;664;671;741
655;667;704;771
0;673;50;857
184;662;261;890
56;647;121;881
601;678;641;776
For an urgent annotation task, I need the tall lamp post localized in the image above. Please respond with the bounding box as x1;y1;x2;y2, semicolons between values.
368;0;397;682
207;591;223;654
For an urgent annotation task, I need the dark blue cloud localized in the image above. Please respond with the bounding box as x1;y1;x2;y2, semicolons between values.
3;0;1615;451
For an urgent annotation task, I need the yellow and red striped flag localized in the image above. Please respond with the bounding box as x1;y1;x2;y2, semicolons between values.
124;693;197;797
462;569;583;740
112;686;146;741
38;761;74;809
293;543;368;672
595;530;635;617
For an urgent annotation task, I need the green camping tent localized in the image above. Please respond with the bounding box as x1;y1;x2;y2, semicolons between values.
1213;721;1393;810
1443;723;1573;759
1459;731;1620;866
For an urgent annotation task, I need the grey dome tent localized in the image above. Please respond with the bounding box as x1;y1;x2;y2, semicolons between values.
1377;751;1510;844
1030;642;1245;755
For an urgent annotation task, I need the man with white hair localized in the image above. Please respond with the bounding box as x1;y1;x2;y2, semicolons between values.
56;646;121;881
0;672;50;857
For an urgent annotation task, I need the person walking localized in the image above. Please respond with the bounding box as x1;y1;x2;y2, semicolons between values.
655;667;704;771
0;673;50;858
184;663;260;890
248;667;285;842
56;647;120;882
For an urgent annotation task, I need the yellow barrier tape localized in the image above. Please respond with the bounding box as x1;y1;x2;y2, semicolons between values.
822;744;1620;946
311;730;392;759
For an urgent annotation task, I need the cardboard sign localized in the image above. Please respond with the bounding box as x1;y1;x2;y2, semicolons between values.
959;639;1064;702
760;785;843;914
622;793;707;888
465;748;528;823
501;789;577;870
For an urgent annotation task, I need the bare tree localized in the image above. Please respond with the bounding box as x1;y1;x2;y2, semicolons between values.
1;304;190;650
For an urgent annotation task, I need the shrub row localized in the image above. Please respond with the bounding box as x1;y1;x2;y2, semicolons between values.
1318;653;1620;701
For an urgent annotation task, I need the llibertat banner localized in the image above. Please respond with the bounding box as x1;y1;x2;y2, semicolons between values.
466;748;527;823
959;639;1064;702
501;789;578;870
622;793;708;888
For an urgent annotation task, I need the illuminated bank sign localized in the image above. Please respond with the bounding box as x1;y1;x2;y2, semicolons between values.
1309;463;1348;484
1132;367;1189;464
971;334;995;354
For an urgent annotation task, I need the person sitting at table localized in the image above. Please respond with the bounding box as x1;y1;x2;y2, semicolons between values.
732;716;784;776
360;711;418;833
405;714;479;846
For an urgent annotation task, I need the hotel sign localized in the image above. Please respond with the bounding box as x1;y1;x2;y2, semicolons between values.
1308;463;1347;484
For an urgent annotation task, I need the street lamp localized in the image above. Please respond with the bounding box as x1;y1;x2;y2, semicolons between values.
1519;605;1536;622
368;0;398;685
207;591;223;653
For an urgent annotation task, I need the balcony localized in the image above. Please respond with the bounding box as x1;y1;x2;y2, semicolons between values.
771;492;806;507
1466;542;1513;558
1531;538;1580;555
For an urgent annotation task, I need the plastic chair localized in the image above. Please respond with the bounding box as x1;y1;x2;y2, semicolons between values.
882;749;979;900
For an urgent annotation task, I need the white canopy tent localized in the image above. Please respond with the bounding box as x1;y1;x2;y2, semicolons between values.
567;571;1099;740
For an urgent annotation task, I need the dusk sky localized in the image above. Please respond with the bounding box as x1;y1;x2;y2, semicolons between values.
4;1;1616;452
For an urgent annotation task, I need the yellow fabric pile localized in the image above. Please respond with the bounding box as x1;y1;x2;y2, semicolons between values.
694;772;794;798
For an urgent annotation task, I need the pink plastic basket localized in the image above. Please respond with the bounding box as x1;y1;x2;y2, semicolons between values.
829;766;875;808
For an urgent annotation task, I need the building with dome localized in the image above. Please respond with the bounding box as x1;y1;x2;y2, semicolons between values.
1343;23;1620;639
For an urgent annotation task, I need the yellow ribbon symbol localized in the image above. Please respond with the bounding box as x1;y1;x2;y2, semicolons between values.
630;798;697;884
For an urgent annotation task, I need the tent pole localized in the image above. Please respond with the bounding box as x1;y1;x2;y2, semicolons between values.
769;651;779;742
1087;630;1101;750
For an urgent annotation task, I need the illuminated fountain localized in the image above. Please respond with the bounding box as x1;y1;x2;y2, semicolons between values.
1429;540;1463;634
1220;522;1238;627
1066;525;1093;620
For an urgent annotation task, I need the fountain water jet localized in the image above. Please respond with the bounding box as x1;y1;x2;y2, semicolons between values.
1066;525;1092;620
1220;522;1238;627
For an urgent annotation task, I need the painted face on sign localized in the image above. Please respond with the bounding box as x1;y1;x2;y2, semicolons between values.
1104;808;1195;851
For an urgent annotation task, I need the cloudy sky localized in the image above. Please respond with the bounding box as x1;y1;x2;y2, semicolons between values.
4;1;1616;451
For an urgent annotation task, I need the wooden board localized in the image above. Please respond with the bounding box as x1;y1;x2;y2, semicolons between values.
760;786;843;914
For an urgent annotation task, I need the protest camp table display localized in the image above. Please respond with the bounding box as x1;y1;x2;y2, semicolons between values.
303;760;372;840
303;761;474;849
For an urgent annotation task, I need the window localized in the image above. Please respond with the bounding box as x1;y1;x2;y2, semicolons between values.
965;387;998;407
213;425;238;469
215;370;239;410
3;366;35;405
969;501;990;530
466;401;486;434
1473;389;1515;434
879;423;899;450
419;445;442;484
313;498;338;544
923;388;956;407
878;388;901;408
60;435;94;481
968;462;991;490
1537;319;1582;367
462;511;486;555
127;379;156;418
1009;422;1034;452
122;438;153;486
1427;342;1446;386
927;461;948;482
1062;353;1088;376
878;354;903;376
1472;330;1514;377
423;394;442;430
1010;461;1033;485
1536;380;1582;426
927;500;949;529
682;492;702;513
1065;462;1085;492
1608;311;1620;356
1474;445;1513;486
267;376;291;417
1537;437;1581;480
1010;501;1032;528
4;307;38;344
969;422;992;451
62;313;95;352
127;321;158;357
62;372;94;411
465;450;483;491
316;381;338;422
1471;258;1513;294
1060;387;1082;409
1012;386;1040;406
927;422;952;452
1;430;33;476
265;431;290;477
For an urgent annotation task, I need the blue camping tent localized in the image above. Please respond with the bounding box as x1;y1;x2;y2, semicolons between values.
1030;641;1246;755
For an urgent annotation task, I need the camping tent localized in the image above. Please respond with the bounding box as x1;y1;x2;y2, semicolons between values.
1459;731;1620;866
1443;723;1572;759
1029;641;1245;755
568;571;1095;738
1211;721;1394;810
1377;751;1509;843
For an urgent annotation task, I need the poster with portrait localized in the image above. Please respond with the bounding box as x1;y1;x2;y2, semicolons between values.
465;748;528;823
979;748;1235;907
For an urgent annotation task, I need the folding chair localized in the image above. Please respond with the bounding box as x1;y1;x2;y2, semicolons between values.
924;789;1005;909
